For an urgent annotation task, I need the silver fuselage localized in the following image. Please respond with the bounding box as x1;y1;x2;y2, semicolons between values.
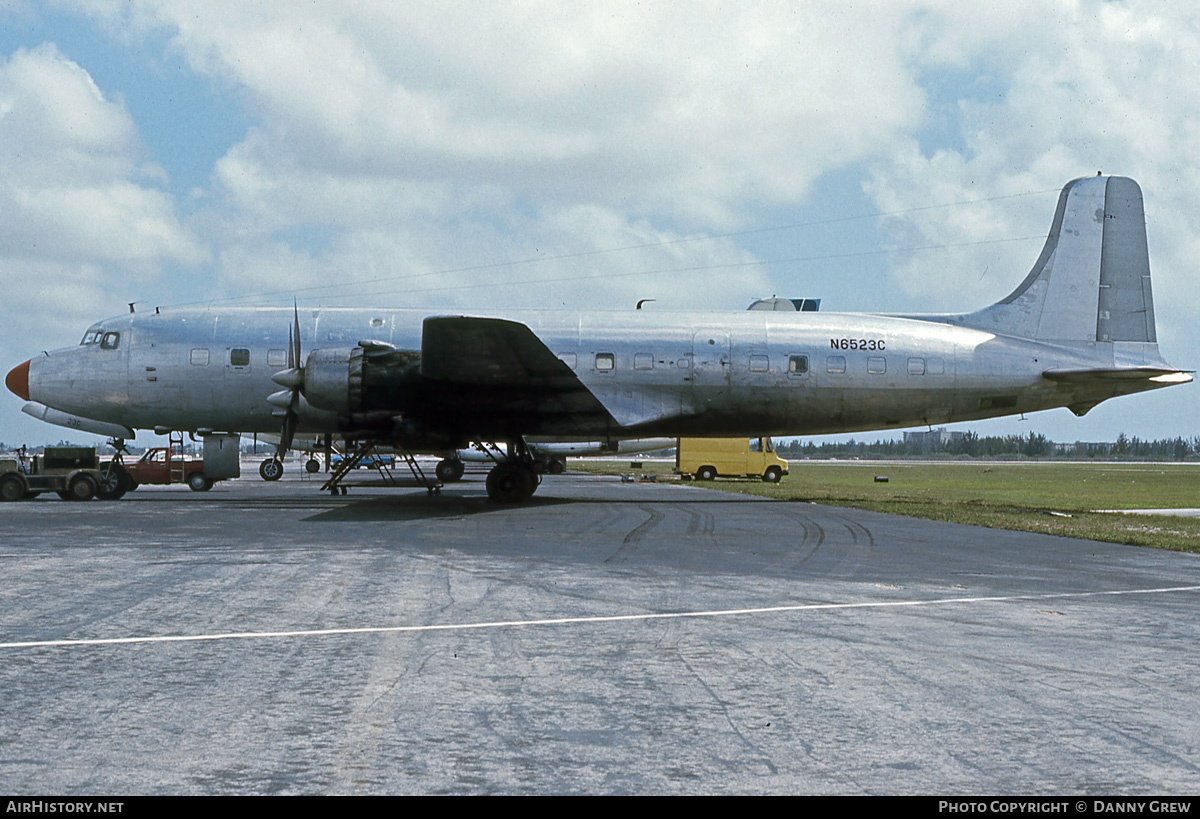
22;306;1173;440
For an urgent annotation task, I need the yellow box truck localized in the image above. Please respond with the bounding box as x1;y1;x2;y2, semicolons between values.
676;437;788;483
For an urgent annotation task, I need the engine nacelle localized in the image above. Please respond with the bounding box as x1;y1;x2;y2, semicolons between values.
301;347;357;414
301;344;421;415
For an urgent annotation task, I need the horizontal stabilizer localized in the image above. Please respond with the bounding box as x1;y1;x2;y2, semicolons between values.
1042;368;1193;384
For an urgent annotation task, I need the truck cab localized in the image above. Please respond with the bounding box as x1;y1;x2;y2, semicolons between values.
124;446;213;492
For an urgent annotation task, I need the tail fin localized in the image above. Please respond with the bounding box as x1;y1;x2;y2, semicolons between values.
963;175;1156;343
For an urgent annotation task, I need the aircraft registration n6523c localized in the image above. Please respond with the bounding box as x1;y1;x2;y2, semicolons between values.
4;175;1192;502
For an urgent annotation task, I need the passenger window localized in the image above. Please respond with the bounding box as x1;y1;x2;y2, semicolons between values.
634;353;654;370
100;332;120;350
267;349;287;367
557;352;577;369
230;348;250;367
190;348;210;366
595;353;615;371
826;356;846;374
928;357;945;375
908;357;926;375
749;355;769;372
788;355;809;376
868;356;887;374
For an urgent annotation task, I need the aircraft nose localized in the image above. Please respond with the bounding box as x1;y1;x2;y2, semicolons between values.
6;360;30;401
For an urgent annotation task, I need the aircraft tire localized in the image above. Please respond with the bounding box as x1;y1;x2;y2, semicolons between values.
305;458;320;473
696;465;717;481
548;458;565;475
96;464;129;501
762;466;783;483
187;472;212;492
0;474;27;502
66;474;97;501
436;458;465;482
485;463;537;503
259;458;284;481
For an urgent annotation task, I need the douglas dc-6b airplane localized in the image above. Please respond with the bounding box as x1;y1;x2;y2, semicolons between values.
5;175;1192;502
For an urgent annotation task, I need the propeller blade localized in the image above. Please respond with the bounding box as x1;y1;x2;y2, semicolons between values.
278;410;296;457
292;301;302;374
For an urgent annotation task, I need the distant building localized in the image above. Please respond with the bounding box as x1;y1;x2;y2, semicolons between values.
1053;441;1114;456
903;428;965;449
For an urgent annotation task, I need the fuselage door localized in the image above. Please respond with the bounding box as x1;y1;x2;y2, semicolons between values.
691;329;731;411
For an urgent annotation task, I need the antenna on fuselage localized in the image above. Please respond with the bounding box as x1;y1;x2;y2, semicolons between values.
128;303;136;314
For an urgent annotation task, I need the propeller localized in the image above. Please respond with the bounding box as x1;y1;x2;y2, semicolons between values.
267;304;305;457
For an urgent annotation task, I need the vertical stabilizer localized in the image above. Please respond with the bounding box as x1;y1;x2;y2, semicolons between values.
962;175;1156;343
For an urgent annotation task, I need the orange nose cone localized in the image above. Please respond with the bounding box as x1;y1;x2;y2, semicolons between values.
6;360;30;401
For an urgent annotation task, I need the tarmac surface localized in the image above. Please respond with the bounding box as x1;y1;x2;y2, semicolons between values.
2;466;1200;794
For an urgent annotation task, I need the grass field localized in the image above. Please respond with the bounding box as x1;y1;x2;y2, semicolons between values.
575;459;1200;552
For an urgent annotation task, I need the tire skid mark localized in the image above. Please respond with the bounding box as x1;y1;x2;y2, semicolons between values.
775;507;826;564
837;516;876;550
604;504;666;563
682;504;716;539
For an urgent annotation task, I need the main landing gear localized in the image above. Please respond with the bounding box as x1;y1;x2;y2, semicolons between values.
483;439;541;504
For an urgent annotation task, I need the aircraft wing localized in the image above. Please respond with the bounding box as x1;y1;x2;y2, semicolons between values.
422;316;577;386
418;316;621;434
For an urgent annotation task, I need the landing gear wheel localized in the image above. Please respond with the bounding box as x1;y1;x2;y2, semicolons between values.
259;458;284;481
762;466;783;483
96;464;130;500
485;462;538;503
187;472;212;492
0;474;27;502
436;458;465;482
547;458;565;475
305;458;320;473
696;465;717;481
66;474;97;501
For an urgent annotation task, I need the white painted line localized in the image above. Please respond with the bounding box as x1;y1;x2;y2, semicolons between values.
3;585;1198;651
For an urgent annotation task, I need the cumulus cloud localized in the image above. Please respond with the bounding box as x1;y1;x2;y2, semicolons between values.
70;0;933;309
865;1;1200;311
0;42;204;357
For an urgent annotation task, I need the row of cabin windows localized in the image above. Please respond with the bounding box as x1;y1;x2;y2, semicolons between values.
568;352;946;376
188;348;289;367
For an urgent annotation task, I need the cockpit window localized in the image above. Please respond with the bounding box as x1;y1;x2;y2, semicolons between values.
80;329;102;345
100;332;120;350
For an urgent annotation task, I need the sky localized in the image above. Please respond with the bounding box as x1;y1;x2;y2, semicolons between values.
1;0;1198;448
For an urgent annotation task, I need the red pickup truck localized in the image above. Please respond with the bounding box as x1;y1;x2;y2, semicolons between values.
123;447;213;492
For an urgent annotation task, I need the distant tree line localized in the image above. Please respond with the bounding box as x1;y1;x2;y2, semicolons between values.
776;431;1200;461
